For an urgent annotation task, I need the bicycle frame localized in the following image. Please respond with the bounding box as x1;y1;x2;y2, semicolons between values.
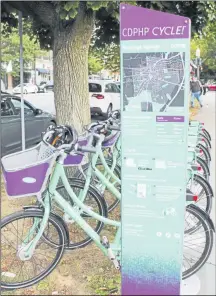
21;141;122;261
19;124;203;263
77;133;121;202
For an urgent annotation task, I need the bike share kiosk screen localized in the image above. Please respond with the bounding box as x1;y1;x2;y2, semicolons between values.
120;4;190;295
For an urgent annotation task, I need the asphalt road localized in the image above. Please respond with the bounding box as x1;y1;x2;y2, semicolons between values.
24;92;105;122
24;91;55;114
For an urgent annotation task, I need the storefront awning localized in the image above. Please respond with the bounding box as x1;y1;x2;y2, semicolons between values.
36;68;50;74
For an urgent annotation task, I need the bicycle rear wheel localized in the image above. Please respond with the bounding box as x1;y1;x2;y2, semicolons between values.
75;158;121;213
1;210;66;290
183;205;214;279
51;178;108;250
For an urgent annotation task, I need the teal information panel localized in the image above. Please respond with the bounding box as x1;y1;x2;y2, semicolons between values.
120;4;191;295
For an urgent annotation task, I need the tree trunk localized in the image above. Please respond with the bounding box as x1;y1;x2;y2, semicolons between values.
53;7;95;134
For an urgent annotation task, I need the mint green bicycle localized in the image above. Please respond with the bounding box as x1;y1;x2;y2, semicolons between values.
1;124;214;290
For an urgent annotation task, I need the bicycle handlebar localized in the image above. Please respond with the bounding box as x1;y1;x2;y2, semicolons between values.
42;125;78;153
109;125;121;131
75;143;97;154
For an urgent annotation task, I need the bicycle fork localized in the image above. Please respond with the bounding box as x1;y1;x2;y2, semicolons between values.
17;193;51;261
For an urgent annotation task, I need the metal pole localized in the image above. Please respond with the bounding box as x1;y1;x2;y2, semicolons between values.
197;65;200;80
19;11;25;150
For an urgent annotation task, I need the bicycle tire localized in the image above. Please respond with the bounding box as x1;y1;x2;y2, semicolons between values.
199;132;211;149
197;143;211;164
75;158;121;213
187;173;213;215
196;156;210;181
1;210;66;290
51;178;108;250
203;128;211;142
183;205;214;279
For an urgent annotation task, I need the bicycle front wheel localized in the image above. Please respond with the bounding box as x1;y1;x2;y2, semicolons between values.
183;205;214;279
1;210;65;290
187;174;213;214
196;156;210;181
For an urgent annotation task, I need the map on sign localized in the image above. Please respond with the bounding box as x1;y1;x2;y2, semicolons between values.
123;52;185;112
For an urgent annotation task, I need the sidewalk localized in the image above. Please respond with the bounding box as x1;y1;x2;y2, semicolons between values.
195;91;215;295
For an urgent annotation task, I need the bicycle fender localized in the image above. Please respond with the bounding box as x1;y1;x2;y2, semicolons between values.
23;206;42;211
187;204;215;232
195;174;214;197
198;158;210;176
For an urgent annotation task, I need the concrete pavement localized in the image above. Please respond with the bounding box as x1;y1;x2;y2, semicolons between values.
195;91;215;295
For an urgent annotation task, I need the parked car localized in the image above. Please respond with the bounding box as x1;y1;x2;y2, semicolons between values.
37;81;47;92
89;80;120;118
89;75;101;80
38;81;54;93
1;79;6;92
206;80;216;91
1;92;56;156
12;83;38;94
116;82;120;90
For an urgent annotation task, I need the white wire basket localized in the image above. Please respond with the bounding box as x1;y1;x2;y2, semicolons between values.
1;142;57;198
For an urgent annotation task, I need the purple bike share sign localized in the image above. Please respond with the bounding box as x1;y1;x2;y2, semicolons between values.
120;3;191;295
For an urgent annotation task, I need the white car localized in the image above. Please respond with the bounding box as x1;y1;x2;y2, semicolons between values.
89;80;120;118
12;83;38;94
1;79;6;92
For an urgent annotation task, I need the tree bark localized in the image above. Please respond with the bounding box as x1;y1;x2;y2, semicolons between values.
53;6;95;135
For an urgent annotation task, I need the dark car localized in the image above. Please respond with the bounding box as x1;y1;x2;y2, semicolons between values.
38;81;54;93
1;92;56;156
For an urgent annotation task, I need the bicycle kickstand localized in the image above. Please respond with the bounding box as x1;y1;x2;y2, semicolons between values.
101;236;121;270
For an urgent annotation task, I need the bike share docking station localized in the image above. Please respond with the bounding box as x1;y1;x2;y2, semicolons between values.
120;4;200;295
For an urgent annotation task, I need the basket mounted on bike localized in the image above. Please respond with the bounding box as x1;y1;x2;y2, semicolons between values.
1;124;86;197
1;142;57;198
